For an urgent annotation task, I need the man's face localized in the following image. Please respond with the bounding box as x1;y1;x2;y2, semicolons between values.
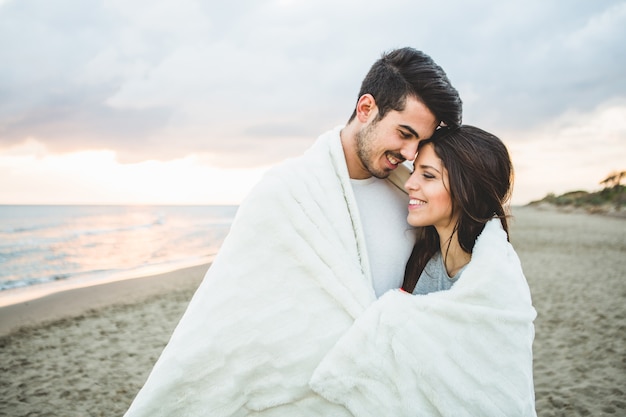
355;97;438;179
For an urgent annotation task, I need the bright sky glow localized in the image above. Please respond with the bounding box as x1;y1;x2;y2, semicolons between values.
0;0;624;205
0;140;270;204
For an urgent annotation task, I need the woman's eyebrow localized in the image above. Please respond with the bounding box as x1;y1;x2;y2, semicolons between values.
417;163;441;174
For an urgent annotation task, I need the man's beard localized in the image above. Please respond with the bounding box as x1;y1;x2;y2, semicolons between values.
355;123;394;179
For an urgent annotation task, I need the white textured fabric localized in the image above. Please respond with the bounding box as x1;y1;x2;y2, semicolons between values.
310;218;538;417
124;126;411;416
350;177;416;297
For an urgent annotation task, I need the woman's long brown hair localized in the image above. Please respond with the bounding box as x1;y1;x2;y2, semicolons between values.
402;125;514;293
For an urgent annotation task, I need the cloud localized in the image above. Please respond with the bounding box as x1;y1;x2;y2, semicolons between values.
437;1;626;130
506;100;626;204
0;0;624;173
0;139;271;204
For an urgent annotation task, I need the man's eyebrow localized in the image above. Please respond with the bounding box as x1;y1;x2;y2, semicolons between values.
399;124;420;138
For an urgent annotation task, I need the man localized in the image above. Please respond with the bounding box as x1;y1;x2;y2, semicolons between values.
124;47;462;416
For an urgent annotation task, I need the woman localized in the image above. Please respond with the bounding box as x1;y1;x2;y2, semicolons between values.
403;124;514;295
310;125;537;416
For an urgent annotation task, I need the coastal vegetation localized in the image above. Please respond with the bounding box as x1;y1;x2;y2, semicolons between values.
528;170;625;215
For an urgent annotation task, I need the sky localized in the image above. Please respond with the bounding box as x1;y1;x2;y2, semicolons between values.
0;0;624;205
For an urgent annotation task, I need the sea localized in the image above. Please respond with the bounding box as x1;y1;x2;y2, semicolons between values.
0;205;238;307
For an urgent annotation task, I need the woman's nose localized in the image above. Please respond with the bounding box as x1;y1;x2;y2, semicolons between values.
404;173;418;191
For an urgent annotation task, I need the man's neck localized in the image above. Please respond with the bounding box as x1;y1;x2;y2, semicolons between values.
340;124;371;180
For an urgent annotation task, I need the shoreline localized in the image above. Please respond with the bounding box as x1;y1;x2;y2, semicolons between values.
0;256;215;308
0;202;618;309
0;263;209;337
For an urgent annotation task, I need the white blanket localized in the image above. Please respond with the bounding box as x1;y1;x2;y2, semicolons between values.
125;126;537;417
310;218;538;416
125;126;387;416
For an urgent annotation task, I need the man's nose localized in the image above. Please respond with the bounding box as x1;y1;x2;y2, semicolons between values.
400;140;420;162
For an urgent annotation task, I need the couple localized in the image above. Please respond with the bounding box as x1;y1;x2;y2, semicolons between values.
125;48;537;416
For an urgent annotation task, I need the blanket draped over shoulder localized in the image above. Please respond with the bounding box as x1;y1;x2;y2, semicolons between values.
124;126;537;417
125;126;378;416
310;218;538;417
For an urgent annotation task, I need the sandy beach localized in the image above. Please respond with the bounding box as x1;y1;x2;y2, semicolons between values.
1;205;624;416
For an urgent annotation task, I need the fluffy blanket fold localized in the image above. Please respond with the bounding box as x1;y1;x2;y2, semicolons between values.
125;126;381;416
309;218;538;416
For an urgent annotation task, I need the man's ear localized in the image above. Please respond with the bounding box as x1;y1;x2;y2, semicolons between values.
355;94;378;123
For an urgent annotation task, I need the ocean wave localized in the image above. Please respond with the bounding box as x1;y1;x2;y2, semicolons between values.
0;273;71;291
0;205;236;295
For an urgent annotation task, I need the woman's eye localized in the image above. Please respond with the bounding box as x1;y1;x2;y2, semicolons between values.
423;172;435;179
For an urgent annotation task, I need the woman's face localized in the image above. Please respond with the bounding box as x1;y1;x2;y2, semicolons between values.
404;143;456;231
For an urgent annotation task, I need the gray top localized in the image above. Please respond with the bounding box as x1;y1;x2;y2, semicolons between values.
412;251;467;295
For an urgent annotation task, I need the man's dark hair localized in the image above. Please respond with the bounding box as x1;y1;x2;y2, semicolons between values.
348;47;462;128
